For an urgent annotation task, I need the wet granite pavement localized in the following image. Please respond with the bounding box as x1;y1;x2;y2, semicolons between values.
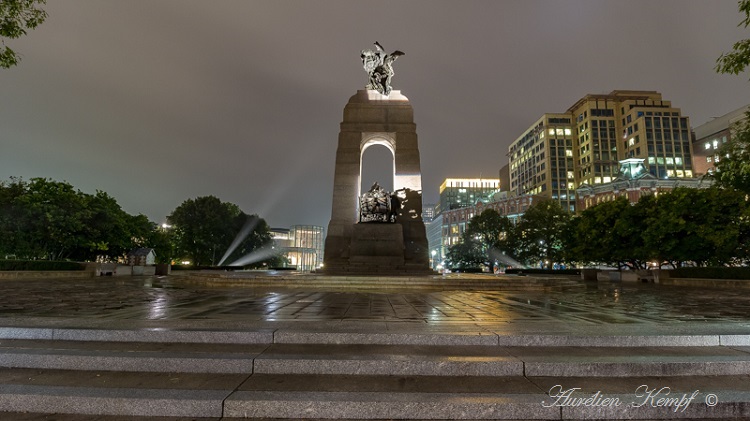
0;275;749;327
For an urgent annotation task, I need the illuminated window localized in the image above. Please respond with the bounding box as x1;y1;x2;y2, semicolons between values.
705;143;711;150
675;157;682;165
556;128;564;136
565;149;573;157
685;170;693;177
549;129;555;135
667;170;675;177
594;177;602;184
666;157;674;165
629;138;635;146
676;170;684;177
603;176;612;183
713;139;719;149
707;156;713;162
648;157;655;164
565;128;572;136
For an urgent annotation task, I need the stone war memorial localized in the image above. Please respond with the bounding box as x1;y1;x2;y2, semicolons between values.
323;42;432;275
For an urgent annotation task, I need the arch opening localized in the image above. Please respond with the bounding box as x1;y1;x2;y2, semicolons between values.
360;140;395;197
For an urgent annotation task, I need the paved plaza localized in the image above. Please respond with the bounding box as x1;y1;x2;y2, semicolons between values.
1;275;750;330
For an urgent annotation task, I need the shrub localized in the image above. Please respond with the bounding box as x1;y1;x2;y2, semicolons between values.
0;260;84;271
668;267;750;280
505;268;581;276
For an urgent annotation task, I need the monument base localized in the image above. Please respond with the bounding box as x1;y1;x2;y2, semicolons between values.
323;223;433;276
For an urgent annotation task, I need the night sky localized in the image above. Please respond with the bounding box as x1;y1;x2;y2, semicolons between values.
2;1;748;230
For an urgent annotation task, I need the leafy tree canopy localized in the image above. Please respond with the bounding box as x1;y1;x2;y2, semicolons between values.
0;177;163;261
445;233;485;271
167;196;276;267
716;0;750;77
713;113;750;194
0;0;47;69
515;199;571;269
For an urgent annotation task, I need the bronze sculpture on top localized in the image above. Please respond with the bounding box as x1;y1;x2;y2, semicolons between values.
361;42;404;96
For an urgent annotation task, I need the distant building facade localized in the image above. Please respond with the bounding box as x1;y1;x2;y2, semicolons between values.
575;158;710;212
441;194;541;248
509;113;576;212
270;225;325;271
692;104;750;176
421;204;436;222
509;90;696;213
438;178;500;213
127;248;156;266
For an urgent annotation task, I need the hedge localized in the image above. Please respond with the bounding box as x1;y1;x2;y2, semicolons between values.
0;260;84;271
505;268;581;276
170;265;244;271
668;267;750;280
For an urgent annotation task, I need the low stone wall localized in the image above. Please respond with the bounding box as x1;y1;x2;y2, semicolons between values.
657;277;750;289
594;270;649;282
0;263;165;280
0;270;95;280
586;268;749;288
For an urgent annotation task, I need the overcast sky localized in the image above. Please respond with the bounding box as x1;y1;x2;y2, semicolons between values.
2;1;749;229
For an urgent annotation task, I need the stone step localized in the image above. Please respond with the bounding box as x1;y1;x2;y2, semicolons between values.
4;370;750;419
4;339;750;377
5;330;750;418
0;340;265;373
180;273;584;290
3;324;750;347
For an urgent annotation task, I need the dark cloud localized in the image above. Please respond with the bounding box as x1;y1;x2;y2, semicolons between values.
1;0;748;229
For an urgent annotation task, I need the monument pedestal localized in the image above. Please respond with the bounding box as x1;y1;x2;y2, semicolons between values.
323;90;432;275
325;223;433;275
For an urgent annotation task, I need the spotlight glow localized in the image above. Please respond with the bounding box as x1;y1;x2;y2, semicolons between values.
217;216;260;266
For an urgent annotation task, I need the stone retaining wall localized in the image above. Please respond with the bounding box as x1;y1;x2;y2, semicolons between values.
0;270;95;280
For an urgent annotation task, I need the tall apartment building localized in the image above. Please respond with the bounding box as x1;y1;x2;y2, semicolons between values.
438;178;500;214
509;90;695;212
508;114;576;212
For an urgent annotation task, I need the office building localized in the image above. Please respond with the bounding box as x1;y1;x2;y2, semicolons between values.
438;178;500;214
508;113;576;212
692;104;750;176
270;225;325;271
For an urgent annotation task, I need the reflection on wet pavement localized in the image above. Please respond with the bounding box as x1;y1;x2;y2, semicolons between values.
1;276;750;326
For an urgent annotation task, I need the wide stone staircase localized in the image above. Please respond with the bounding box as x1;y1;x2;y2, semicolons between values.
2;325;750;420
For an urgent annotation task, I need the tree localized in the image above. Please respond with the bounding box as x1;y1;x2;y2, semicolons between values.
712;1;750;194
167;196;276;267
565;197;640;269
464;208;515;271
16;178;89;260
715;0;750;78
712;113;750;194
0;0;47;69
641;188;747;267
445;233;485;271
0;177;28;257
514;199;571;269
0;177;169;262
